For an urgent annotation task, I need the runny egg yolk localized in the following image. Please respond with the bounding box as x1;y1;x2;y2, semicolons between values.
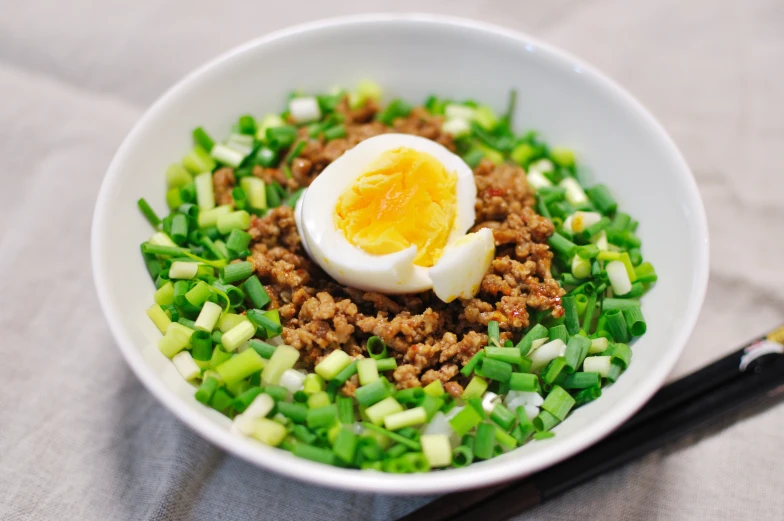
334;147;457;267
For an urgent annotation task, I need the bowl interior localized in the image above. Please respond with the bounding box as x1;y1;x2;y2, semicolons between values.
92;14;708;495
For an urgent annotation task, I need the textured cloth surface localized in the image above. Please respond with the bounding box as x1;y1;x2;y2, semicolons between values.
1;1;783;520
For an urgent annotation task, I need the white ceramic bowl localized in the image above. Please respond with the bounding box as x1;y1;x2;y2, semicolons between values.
92;13;709;494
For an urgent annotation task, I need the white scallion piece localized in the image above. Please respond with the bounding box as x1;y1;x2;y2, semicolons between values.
560;177;589;206
171;351;200;381
441;118;471;137
481;391;501;414
570;211;602;233
243;393;275;420
529;339;567;372
149;231;177;247
503;390;544;408
420;434;453;468
562;215;574;233
589;337;610;354
194;301;222;332
444;103;476;121
289;96;322;123
526;170;553;190
591;229;609;251
194;171;216;209
279;368;307;393
169;261;198;280
583;356;613;377
528;337;548;353
528;158;554;174
444;406;464;422
232;413;256;436
210;144;245;168
571;255;592;279
606;260;632;295
227;132;254;149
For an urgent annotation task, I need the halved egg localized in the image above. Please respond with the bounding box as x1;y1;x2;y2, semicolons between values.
296;133;493;300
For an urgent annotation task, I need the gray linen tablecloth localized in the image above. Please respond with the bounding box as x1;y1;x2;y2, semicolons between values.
2;1;783;519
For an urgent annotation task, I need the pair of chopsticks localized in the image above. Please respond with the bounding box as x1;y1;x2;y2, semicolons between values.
399;326;784;521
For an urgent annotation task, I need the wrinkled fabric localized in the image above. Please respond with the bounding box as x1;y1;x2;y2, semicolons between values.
1;1;783;520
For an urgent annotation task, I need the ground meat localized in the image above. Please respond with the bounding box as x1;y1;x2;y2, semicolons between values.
393;364;422;388
444;381;464;398
213;167;235;206
241;100;564;390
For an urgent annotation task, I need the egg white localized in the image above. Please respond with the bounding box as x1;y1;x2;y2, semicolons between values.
298;133;477;294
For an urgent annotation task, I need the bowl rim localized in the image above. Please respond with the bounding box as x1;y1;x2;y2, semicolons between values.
91;12;709;495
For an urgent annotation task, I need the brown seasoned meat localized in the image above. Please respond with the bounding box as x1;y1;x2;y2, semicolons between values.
213;167;235;206
241;101;564;390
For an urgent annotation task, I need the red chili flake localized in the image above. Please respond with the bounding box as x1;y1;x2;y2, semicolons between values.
486;187;505;197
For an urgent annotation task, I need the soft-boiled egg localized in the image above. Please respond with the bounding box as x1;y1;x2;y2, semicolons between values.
296;133;494;299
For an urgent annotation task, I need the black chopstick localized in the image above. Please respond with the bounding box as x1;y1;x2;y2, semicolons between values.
398;327;784;521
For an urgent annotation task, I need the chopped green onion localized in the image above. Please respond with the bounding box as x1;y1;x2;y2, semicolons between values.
366;336;387;359
277;401;308;424
182;146;216;174
448;405;483;436
215;348;265;386
191;330;214;362
283;188;305;208
315;350;353;381
336;395;355;424
192;127;215;152
219;261;253;284
137;198;161;228
489;403;516;431
473;423;495;460
384;406;427;430
247;339;276;359
357;358;379;386
355;378;392;407
602;298;642;312
541;357;567;386
374;357;398;372
484;347;522;365
242;276;270;309
195;377;220;405
476;358;513;382
247;308;283;337
533;410;561;432
306;405;338;429
634;262;658;283
216;210;250;234
623;306;647;336
516;324;549;356
605;309;631;343
461;376;488;400
293;443;337;465
261;344;299;385
548;232;577;258
573;386;602;406
460;350;486;377
509;372;540;392
365;397;404;426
